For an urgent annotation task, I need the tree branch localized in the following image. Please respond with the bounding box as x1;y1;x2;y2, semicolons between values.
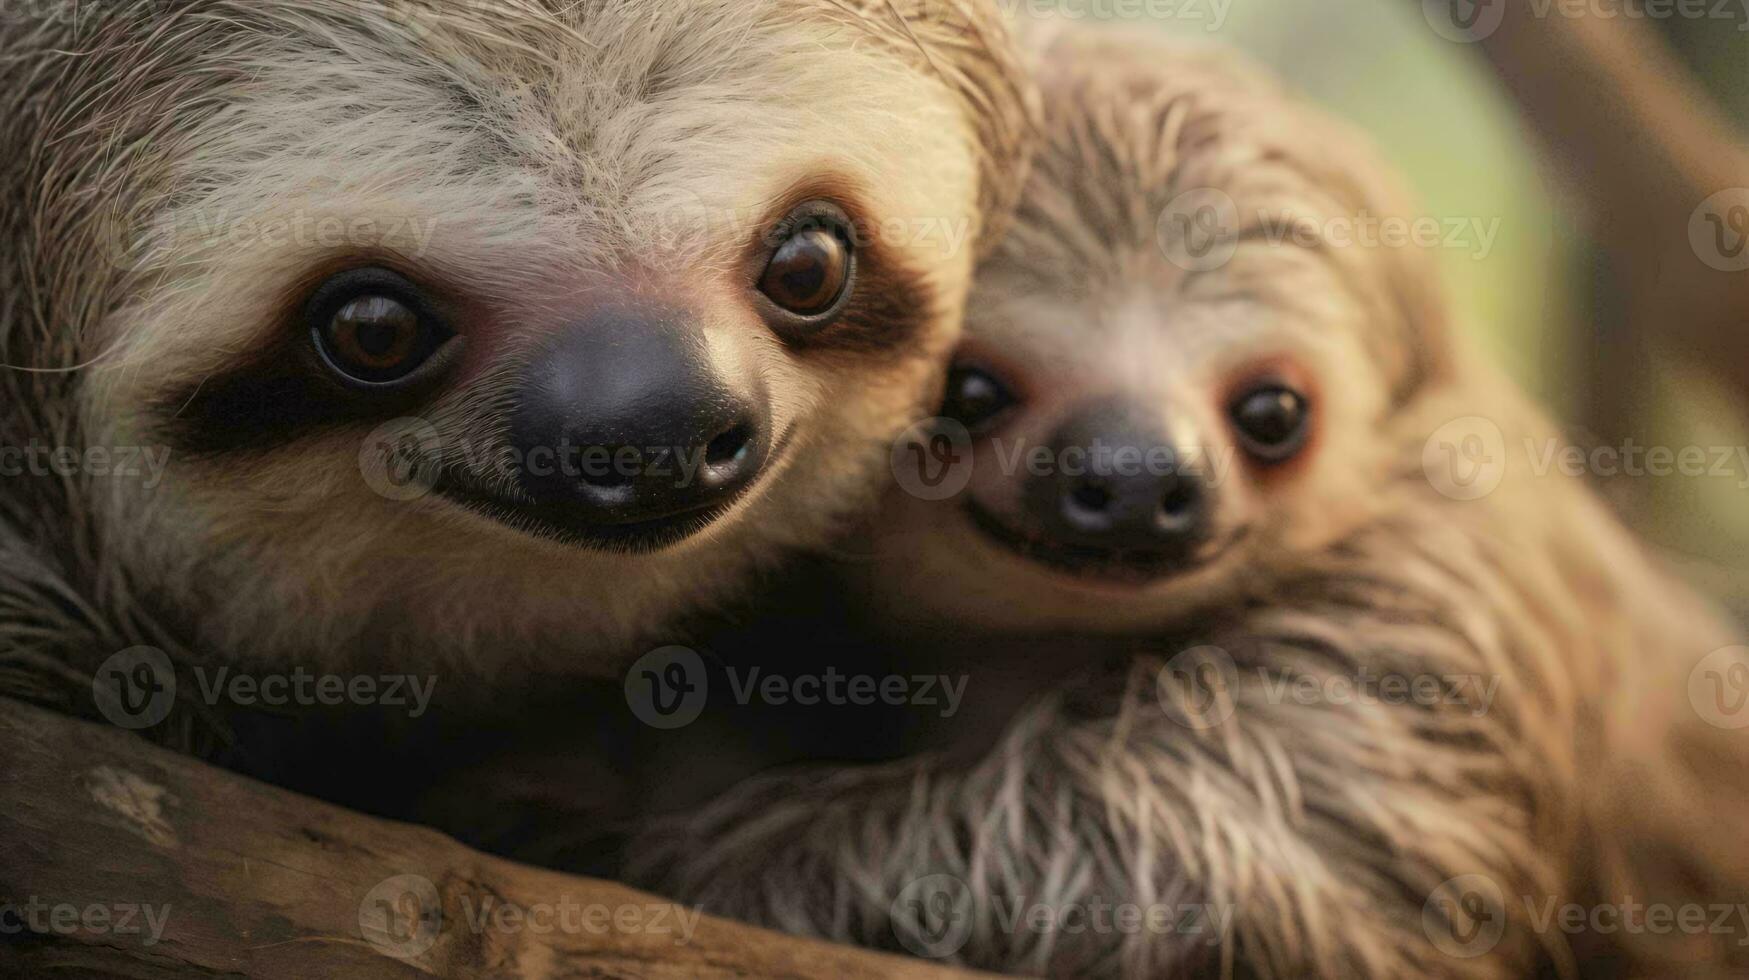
0;697;983;979
1424;0;1749;397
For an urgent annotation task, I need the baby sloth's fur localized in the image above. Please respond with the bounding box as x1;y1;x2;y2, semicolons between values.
0;1;1034;745
625;32;1749;978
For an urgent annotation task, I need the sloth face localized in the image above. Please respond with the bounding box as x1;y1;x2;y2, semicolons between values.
62;1;1017;671
857;35;1447;635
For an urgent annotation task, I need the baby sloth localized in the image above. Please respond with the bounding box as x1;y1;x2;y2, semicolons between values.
0;2;1034;738
628;29;1749;979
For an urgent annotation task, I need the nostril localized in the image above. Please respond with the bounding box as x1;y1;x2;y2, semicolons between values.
706;424;754;469
1071;481;1113;514
1062;478;1117;533
1158;478;1201;530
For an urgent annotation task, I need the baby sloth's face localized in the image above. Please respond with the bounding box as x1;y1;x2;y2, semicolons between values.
62;1;1026;672
857;35;1445;635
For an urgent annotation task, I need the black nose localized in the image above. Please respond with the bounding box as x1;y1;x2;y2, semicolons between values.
510;307;768;527
1027;400;1207;554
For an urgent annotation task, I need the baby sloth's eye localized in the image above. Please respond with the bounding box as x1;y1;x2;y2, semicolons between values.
1229;383;1311;463
941;365;1017;434
758;203;854;325
308;268;454;386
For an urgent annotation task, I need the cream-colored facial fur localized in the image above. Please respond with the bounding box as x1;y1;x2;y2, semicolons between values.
627;29;1748;980
0;1;1035;682
850;32;1446;636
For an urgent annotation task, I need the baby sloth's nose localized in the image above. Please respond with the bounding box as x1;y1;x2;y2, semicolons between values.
510;306;769;529
1027;400;1206;554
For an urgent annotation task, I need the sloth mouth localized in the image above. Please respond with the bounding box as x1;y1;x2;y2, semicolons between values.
963;499;1240;585
432;431;794;554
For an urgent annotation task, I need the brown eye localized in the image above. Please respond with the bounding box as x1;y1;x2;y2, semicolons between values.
759;209;853;320
1229;383;1311;463
327;296;419;372
941;365;1017;434
308;268;452;386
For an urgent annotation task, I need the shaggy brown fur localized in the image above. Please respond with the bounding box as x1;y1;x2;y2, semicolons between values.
624;30;1748;979
0;1;1035;749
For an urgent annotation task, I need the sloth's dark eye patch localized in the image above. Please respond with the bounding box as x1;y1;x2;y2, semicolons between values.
309;268;454;386
757;201;855;335
161;266;464;456
941;364;1018;434
1229;383;1311;463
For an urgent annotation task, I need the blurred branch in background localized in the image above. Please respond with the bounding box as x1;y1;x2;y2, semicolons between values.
1422;0;1749;403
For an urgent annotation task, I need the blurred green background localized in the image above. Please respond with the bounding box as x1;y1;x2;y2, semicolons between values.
1081;1;1749;610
